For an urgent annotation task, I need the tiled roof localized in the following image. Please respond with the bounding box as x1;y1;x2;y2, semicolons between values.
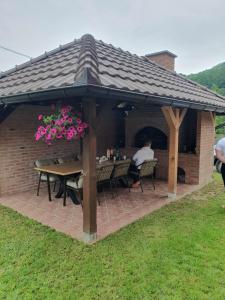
0;34;225;110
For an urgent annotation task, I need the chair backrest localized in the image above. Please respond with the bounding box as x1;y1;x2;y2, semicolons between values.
34;158;56;168
57;154;78;164
76;174;84;189
96;164;114;183
113;161;131;178
139;159;157;177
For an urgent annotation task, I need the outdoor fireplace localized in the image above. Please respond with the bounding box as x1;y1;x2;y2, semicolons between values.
134;126;167;149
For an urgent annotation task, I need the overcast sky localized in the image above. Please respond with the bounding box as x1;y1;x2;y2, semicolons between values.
0;0;224;74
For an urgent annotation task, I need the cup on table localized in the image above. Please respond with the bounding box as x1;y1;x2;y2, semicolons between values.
123;155;127;160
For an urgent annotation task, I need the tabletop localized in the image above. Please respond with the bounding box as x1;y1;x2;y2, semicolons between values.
34;161;83;176
34;159;132;176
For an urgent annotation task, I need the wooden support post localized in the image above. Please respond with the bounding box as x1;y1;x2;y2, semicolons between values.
82;98;97;242
161;107;187;198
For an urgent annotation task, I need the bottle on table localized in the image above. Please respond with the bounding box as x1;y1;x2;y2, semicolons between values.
106;149;111;160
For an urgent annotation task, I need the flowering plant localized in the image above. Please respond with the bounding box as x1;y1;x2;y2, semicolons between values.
35;105;88;145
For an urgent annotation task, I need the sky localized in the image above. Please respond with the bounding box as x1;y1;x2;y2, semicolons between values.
0;0;225;75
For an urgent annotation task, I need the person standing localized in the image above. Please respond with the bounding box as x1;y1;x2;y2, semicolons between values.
215;137;225;187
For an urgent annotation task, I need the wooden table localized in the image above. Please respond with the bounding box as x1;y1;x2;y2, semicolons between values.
34;159;131;205
34;162;83;204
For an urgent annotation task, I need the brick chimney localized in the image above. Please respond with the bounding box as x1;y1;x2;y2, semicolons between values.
145;50;177;71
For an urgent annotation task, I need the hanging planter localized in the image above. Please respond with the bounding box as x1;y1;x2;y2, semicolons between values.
35;105;88;145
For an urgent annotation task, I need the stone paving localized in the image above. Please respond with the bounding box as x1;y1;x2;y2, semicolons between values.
0;180;200;242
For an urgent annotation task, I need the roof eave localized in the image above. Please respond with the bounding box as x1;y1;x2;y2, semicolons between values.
1;84;225;113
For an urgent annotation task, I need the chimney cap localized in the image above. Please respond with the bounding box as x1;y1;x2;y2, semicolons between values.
145;50;177;58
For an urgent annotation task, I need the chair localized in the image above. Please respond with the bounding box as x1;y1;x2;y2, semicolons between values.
137;159;157;192
57;154;79;164
64;173;84;207
34;159;58;196
111;160;131;194
96;164;115;204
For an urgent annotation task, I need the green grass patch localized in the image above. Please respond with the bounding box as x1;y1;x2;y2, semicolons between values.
1;173;225;299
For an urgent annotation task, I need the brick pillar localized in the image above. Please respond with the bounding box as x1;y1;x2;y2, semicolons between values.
196;111;215;185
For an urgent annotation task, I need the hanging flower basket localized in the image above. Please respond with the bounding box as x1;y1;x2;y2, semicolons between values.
35;105;88;145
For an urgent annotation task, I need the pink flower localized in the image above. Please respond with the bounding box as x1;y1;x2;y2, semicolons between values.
68;126;75;132
77;126;83;133
62;116;68;122
46;133;52;140
55;120;62;126
38;126;47;136
35;132;42;141
61;129;66;136
50;128;57;135
66;133;73;140
38;125;44;132
35;105;87;143
61;106;71;115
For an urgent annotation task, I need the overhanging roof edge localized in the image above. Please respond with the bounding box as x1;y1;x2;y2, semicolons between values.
1;84;225;113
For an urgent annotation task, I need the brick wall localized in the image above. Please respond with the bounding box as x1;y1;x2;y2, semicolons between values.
96;102;124;155
0;105;80;195
125;107;214;186
196;111;215;185
125;105;168;148
0;103;122;195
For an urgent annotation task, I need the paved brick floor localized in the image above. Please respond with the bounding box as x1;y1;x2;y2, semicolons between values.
0;180;200;242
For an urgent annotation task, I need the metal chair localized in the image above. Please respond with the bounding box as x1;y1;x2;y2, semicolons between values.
64;173;84;207
137;159;157;192
34;159;58;196
111;160;131;194
96;164;115;204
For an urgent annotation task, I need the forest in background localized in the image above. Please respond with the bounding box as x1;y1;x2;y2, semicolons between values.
187;62;225;138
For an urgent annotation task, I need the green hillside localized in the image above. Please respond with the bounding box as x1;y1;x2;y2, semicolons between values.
187;62;225;136
187;62;225;96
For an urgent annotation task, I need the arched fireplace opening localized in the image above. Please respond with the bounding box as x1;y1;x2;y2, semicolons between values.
134;127;167;149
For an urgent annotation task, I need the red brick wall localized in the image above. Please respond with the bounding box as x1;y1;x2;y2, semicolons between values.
0;105;80;195
0;103;122;195
96;102;123;155
125;105;168;148
125;107;214;186
196;111;215;185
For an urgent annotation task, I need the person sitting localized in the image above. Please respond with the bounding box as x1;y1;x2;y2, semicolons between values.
131;139;154;188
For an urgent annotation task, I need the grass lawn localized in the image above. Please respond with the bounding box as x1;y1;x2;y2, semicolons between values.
1;174;225;299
